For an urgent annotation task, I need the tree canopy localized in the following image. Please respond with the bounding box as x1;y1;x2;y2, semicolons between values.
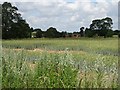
85;17;114;37
2;2;31;39
44;27;61;38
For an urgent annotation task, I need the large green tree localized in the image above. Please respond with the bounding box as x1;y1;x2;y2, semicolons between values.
45;27;61;38
85;28;94;37
35;29;43;38
11;20;31;38
86;17;113;37
2;2;31;39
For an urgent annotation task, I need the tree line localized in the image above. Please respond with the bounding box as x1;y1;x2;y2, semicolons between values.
2;2;120;39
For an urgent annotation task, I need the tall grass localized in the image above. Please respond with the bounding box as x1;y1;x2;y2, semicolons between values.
2;38;119;88
2;38;118;52
2;49;118;88
2;49;78;88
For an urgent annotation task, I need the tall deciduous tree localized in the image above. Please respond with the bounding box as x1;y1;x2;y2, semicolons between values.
86;17;113;37
2;2;31;39
45;27;60;38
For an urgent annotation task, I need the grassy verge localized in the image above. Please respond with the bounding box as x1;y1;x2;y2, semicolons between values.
2;48;118;88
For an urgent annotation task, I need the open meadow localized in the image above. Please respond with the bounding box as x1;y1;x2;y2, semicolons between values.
2;38;119;88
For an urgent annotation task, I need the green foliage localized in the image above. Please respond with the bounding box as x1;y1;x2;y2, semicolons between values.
35;29;43;38
2;2;31;39
45;27;61;38
85;17;114;38
2;38;118;88
106;29;114;37
80;27;84;37
113;30;120;38
2;50;78;88
85;28;94;37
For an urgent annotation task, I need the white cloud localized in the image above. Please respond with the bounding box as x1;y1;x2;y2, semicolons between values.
0;0;119;32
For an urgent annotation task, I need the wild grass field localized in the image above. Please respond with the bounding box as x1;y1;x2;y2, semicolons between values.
2;38;119;88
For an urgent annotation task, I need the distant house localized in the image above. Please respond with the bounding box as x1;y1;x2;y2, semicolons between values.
65;32;80;38
72;33;80;38
72;32;80;38
32;31;37;38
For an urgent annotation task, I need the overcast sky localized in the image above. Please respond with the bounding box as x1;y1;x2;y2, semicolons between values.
1;0;119;32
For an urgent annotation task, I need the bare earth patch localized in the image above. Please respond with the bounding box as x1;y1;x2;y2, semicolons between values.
3;48;87;54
